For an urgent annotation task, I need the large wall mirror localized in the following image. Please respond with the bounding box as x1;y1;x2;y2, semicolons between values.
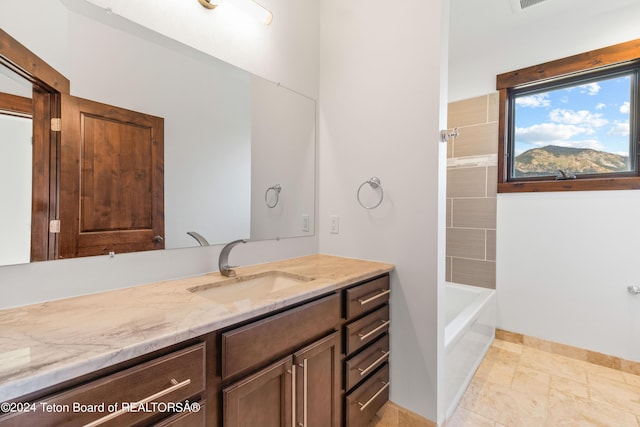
0;0;316;267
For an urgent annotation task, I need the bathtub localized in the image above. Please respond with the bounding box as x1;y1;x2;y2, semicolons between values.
444;282;496;419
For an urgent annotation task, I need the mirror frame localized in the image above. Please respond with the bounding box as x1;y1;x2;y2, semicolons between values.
0;28;69;261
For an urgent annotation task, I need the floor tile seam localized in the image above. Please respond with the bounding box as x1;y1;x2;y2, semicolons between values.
624;372;640;386
586;387;640;417
586;369;640;399
588;394;640;421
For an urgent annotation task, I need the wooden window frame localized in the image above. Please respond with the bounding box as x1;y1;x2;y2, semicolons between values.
497;39;640;193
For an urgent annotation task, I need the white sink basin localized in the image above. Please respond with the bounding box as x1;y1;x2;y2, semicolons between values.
188;271;315;304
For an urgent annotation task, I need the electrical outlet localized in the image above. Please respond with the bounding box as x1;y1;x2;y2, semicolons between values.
302;214;310;232
329;215;339;234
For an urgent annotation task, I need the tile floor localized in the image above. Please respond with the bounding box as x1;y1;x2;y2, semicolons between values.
371;339;640;426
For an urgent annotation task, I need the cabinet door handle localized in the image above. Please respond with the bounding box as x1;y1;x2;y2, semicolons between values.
357;381;389;412
302;358;308;427
358;289;390;306
290;365;297;427
357;350;390;377
358;320;390;341
83;378;191;427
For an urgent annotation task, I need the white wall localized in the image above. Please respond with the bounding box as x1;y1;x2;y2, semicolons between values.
498;192;640;361
80;0;319;99
448;0;640;361
0;0;319;309
318;0;448;422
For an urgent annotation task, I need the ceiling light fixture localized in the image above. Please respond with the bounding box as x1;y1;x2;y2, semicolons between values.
198;0;218;9
197;0;273;25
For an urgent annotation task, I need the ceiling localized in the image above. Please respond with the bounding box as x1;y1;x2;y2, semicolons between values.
449;0;640;63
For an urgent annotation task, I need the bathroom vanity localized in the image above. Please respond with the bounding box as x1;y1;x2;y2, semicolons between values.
0;255;392;426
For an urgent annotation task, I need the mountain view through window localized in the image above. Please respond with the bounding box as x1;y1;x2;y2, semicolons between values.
512;72;634;178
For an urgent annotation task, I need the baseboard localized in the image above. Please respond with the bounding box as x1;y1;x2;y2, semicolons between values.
372;401;437;427
496;328;640;376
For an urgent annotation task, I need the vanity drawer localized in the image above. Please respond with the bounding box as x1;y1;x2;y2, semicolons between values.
0;343;206;427
345;275;390;320
222;293;340;379
345;363;389;427
345;334;389;391
344;305;390;355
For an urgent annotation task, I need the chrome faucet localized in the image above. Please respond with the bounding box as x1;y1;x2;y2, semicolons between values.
219;239;247;277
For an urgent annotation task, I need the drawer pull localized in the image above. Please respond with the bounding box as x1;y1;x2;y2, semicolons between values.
357;381;390;411
358;289;390;306
358;320;390;341
83;378;191;427
357;351;390;377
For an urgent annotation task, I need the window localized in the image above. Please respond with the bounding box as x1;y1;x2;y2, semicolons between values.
497;39;640;192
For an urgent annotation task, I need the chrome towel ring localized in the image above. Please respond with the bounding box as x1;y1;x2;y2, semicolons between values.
357;177;384;209
265;184;282;208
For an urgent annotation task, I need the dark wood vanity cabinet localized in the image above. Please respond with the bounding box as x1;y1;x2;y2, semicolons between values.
0;273;390;427
341;275;391;427
221;294;342;427
0;342;209;427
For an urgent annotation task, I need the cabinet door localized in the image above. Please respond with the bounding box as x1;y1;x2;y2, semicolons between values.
223;357;292;427
293;332;340;427
58;94;164;258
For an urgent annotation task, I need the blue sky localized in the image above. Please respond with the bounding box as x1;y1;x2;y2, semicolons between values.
514;73;632;157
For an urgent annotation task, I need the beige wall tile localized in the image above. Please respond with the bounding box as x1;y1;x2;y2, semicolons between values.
487;92;499;123
448;96;488;128
486;230;496;261
446;227;486;259
486;166;497;197
446;198;452;227
446;256;452;282
451;258;496;289
447;167;487;198
452;123;498;157
452;198;497;229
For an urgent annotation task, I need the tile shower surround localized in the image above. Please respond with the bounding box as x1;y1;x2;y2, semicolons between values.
446;94;498;289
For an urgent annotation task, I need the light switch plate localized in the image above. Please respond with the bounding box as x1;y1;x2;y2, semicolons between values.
329;215;339;234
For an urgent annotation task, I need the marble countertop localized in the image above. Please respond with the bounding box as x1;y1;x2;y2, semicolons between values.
0;254;393;402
